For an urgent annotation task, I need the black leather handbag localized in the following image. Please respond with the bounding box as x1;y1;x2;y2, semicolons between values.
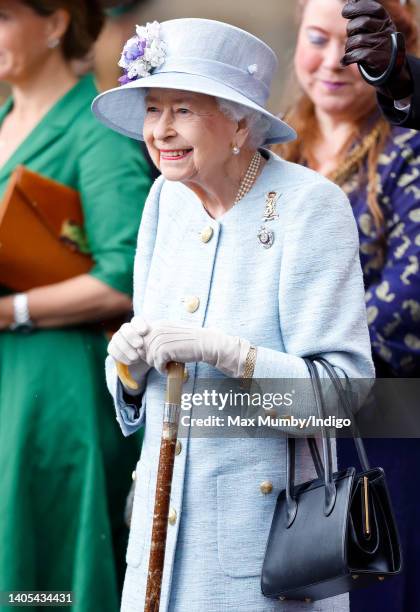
261;357;402;603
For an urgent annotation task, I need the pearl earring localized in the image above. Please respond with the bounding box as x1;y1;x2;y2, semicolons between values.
47;38;60;49
232;145;240;155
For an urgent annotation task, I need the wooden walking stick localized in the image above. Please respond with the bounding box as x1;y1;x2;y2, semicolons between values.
145;361;184;612
117;360;185;612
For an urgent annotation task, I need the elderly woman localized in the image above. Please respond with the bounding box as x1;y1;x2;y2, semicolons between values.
94;18;374;612
275;1;420;610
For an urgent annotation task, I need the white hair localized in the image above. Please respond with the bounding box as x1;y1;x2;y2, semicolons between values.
216;97;271;148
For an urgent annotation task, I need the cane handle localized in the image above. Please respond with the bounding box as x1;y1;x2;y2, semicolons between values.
116;361;139;391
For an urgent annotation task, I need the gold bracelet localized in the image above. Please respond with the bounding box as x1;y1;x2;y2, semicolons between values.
242;346;257;379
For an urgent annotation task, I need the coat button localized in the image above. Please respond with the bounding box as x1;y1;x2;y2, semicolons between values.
200;226;214;243
168;507;177;525
131;470;136;482
184;296;200;313
260;480;273;494
175;440;182;455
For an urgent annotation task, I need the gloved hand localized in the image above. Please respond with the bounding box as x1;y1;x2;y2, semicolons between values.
341;0;413;100
139;319;251;378
107;317;151;385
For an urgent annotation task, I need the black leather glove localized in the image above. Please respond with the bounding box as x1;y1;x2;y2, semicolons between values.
341;0;413;100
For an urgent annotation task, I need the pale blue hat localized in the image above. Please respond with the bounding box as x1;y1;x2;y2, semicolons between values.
92;18;296;145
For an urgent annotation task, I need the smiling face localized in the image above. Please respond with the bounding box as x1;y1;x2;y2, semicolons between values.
0;0;56;83
143;89;244;185
294;0;377;120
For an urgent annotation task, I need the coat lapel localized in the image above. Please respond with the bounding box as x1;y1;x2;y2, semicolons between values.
0;75;98;184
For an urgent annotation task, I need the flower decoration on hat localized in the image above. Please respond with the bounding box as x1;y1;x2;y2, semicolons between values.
118;21;167;85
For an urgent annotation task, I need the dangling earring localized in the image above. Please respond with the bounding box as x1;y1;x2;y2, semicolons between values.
232;145;240;155
47;38;60;49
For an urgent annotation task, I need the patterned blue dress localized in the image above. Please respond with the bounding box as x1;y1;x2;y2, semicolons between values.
339;125;420;611
342;126;420;377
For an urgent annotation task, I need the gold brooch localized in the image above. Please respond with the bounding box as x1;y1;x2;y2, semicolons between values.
263;191;279;221
258;191;279;248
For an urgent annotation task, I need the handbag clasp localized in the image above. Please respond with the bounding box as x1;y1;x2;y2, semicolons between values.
363;475;370;537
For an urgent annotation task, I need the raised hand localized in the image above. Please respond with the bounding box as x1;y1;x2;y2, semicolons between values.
341;0;413;100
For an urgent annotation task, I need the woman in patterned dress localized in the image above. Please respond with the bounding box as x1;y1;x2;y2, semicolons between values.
275;1;420;610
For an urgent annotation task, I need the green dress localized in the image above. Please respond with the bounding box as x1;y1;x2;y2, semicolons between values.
0;75;151;611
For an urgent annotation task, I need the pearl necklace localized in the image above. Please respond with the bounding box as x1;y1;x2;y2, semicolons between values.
233;150;262;204
202;150;262;217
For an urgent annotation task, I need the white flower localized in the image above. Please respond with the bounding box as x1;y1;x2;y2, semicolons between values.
146;21;161;39
144;46;154;62
137;64;150;79
136;24;147;39
127;60;141;79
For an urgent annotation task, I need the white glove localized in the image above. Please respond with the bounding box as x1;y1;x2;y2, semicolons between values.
107;317;151;387
140;320;251;378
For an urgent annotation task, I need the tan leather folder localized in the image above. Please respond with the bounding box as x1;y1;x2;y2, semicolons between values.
0;165;93;291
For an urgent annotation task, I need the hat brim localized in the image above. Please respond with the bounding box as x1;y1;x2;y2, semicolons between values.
92;72;296;145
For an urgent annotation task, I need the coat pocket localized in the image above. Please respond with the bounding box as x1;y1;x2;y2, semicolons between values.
216;470;280;578
126;461;152;568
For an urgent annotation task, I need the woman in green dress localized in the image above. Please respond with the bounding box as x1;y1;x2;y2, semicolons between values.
0;1;151;610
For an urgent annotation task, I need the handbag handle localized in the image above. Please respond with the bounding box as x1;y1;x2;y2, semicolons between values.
285;435;328;525
286;359;336;525
285;357;370;527
311;356;370;471
307;437;324;479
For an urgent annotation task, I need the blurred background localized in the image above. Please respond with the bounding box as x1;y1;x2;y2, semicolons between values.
1;1;419;113
95;0;297;114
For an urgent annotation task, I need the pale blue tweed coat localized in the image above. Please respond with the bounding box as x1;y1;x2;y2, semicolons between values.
106;150;375;612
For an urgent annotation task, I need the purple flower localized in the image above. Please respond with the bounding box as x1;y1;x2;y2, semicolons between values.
118;74;133;85
123;36;146;62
